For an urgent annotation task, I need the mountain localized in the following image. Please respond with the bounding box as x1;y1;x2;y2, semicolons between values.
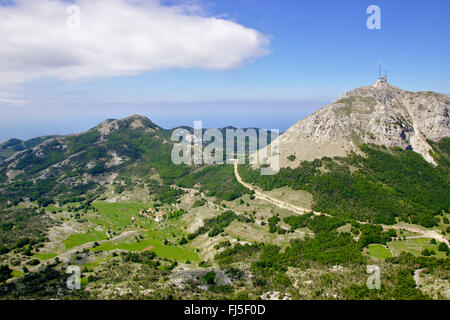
277;81;450;167
0;136;55;161
0;114;184;206
1;81;449;209
0;114;269;207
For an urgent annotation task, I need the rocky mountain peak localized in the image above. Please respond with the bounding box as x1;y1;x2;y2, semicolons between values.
96;114;159;136
338;81;403;105
276;83;450;167
124;114;152;122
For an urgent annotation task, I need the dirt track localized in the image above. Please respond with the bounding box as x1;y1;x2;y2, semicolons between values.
232;161;449;248
382;224;449;247
232;160;325;216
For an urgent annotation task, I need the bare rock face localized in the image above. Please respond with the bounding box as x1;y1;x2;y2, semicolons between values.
279;81;450;167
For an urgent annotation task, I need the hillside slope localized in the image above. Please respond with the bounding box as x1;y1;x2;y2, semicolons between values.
0;114;188;206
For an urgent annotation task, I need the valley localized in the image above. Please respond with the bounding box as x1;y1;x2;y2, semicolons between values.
0;83;449;300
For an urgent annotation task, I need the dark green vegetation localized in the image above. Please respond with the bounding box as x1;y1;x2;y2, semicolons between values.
268;214;284;233
282;232;365;266
215;230;365;291
285;213;397;250
214;237;448;300
154;186;185;204
0;136;54;161
188;210;239;239
0;250;182;299
177;165;251;201
203;271;216;285
0;207;51;249
346;252;449;300
192;198;207;208
284;213;345;233
215;213;367;291
0;264;13;283
428;137;450;169
438;242;449;252
344;268;430;300
239;143;450;227
0;116;193;210
356;224;397;249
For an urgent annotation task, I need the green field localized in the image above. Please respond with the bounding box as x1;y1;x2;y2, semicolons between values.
91;201;153;231
64;230;107;249
11;270;24;278
34;252;58;260
93;238;199;261
59;201;199;262
387;238;447;258
367;244;392;259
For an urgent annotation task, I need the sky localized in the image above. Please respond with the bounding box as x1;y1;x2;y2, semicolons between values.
0;0;449;142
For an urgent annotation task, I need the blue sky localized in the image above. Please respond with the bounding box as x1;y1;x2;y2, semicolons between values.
0;0;449;142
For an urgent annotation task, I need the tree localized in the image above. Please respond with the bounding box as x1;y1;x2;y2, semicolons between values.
203;271;216;285
438;242;449;252
0;265;13;283
421;249;436;256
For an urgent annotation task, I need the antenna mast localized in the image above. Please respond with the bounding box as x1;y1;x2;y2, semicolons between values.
377;62;387;83
379;62;382;80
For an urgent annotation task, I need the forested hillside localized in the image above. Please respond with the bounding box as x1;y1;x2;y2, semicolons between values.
239;141;450;226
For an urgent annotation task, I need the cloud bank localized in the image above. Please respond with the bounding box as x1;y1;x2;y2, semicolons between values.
0;0;269;90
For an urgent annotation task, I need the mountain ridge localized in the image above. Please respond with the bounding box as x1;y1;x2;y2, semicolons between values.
2;81;449;175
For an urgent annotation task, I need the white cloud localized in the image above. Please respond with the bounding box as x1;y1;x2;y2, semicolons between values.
0;0;269;89
0;97;29;105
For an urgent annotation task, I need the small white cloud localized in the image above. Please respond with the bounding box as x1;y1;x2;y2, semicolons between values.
0;98;29;105
0;0;269;89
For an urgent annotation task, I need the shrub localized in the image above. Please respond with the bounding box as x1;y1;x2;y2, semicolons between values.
421;249;436;256
28;259;40;266
0;265;13;282
203;271;216;285
193;199;206;208
438;242;449;252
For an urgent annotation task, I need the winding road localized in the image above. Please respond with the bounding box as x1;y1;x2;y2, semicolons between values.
232;159;325;216
381;224;449;247
232;160;449;248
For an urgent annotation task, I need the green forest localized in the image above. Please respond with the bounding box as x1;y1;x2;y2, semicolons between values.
239;142;450;226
